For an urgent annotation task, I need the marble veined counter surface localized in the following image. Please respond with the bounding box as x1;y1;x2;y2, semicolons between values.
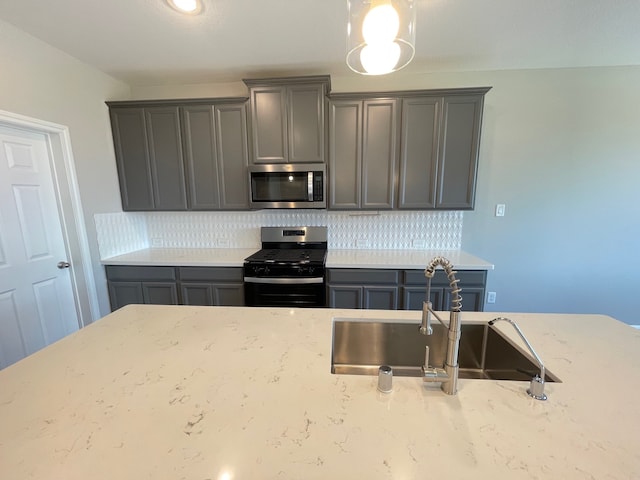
101;248;494;270
0;306;637;479
100;248;257;266
326;249;493;270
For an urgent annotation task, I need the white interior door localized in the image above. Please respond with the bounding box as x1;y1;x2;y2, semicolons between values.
0;125;79;369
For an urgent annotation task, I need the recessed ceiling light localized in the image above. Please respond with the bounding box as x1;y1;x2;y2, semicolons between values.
166;0;203;15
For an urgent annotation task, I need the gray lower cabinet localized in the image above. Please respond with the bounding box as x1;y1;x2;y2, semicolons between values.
108;99;249;212
327;269;399;309
106;265;244;311
178;267;244;306
328;268;486;312
106;266;179;310
244;77;329;164
402;269;487;311
329;98;399;209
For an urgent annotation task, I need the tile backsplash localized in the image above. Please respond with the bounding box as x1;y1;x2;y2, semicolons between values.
95;210;463;258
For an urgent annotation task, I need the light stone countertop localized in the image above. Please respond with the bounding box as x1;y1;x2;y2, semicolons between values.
326;249;493;270
100;247;257;267
0;305;638;479
101;248;494;270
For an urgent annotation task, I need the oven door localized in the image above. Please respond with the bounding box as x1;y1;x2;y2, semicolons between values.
244;276;326;307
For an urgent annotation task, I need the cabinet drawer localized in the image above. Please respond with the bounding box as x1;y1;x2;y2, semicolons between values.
403;269;486;286
178;267;243;282
105;265;177;282
327;269;399;285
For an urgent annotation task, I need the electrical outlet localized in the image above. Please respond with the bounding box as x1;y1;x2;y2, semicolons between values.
487;291;497;304
151;238;164;247
356;238;370;248
217;238;230;248
495;204;506;217
412;239;426;249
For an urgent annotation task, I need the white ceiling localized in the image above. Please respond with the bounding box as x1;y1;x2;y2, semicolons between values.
1;0;639;86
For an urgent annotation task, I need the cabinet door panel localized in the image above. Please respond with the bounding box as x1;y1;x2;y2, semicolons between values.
444;286;485;312
146;107;187;210
288;84;325;163
402;287;444;311
362;99;397;209
213;284;245;306
328;268;398;284
328;285;362;309
110;108;154;210
215;103;250;209
142;282;179;305
329;100;361;209
398;97;440;209
108;282;144;311
182;105;220;209
179;267;243;282
181;284;214;306
364;286;398;310
437;96;482;209
250;87;287;163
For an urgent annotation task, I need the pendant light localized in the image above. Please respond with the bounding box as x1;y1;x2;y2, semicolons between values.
166;0;203;14
346;0;416;75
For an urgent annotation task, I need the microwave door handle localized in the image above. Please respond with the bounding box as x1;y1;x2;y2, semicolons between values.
308;172;313;201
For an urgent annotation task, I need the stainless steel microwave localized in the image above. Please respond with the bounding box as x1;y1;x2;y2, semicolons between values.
248;164;326;209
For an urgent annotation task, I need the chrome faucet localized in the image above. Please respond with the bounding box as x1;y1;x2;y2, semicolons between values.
488;317;548;400
419;256;462;395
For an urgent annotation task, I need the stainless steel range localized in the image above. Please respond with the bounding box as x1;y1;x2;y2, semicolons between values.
243;226;327;307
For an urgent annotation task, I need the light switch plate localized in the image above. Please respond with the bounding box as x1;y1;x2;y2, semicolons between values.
495;204;506;217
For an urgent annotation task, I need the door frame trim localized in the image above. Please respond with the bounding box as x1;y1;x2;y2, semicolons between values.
0;109;100;327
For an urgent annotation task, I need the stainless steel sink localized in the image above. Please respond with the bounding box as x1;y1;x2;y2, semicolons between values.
331;318;560;382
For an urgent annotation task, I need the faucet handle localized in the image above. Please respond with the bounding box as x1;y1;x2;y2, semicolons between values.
420;301;433;335
423;345;430;369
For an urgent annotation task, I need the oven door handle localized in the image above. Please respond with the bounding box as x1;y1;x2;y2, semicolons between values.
244;277;324;285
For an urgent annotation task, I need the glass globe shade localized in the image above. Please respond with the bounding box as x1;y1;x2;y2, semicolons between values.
362;4;400;45
360;41;401;75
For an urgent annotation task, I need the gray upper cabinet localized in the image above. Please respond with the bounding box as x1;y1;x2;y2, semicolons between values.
244;76;329;164
109;108;155;211
145;107;188;210
436;95;484;209
328;99;361;209
182;103;249;210
329;98;398;209
108;98;249;211
362;99;398;209
110;106;188;211
182;105;221;209
330;86;489;212
215;104;250;209
398;97;441;209
399;92;486;210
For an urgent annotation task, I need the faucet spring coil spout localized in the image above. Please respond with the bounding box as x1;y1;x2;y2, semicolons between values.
425;256;462;312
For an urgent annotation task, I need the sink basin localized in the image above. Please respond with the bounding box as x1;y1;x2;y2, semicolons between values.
331;318;560;382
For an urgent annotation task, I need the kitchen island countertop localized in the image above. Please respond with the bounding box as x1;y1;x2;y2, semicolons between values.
101;247;494;270
0;305;637;479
